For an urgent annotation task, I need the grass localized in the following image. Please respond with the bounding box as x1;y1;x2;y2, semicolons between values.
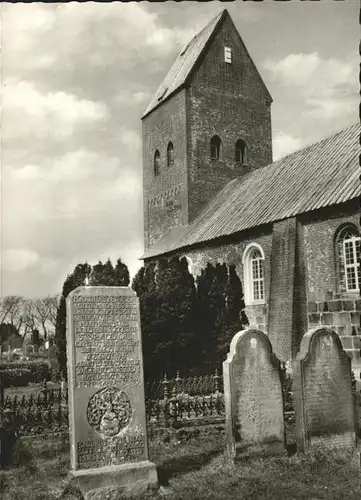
1;434;360;500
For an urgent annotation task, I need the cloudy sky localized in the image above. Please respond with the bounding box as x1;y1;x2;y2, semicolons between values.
1;1;358;298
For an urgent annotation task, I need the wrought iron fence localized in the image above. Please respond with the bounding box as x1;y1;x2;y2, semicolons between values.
0;368;300;437
145;370;223;400
0;383;68;436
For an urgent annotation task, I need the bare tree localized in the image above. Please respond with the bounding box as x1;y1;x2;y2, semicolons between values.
0;295;60;344
33;295;59;340
44;295;59;330
0;295;25;329
20;300;36;340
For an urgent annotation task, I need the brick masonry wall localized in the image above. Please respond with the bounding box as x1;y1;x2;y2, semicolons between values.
142;89;188;249
187;14;272;222
307;298;361;336
293;221;308;359
303;206;359;302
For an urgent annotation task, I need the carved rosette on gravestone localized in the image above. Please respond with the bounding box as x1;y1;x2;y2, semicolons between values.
223;329;286;461
293;327;356;453
66;287;158;499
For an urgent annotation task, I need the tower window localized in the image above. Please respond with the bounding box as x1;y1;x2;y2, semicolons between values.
210;135;222;161
235;139;248;165
154;150;160;177
335;224;360;292
167;142;174;168
224;46;232;64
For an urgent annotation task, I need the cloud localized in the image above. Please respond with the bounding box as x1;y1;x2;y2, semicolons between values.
2;3;193;75
116;90;150;105
2;248;40;272
2;4;57;71
2;79;109;141
305;87;357;120
263;52;358;120
263;53;355;89
273;132;304;161
9;150;119;183
3;149;141;223
119;129;142;150
264;53;321;87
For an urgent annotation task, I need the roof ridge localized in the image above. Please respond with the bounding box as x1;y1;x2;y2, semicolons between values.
194;9;226;39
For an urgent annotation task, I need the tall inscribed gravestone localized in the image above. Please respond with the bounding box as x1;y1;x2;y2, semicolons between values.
223;329;286;460
293;327;356;452
66;286;157;499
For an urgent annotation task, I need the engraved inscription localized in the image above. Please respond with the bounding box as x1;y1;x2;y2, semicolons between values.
72;294;141;387
77;427;145;469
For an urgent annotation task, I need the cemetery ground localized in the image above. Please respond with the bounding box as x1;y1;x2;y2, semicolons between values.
1;433;360;500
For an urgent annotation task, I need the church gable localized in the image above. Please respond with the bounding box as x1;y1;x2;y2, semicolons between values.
188;11;272;105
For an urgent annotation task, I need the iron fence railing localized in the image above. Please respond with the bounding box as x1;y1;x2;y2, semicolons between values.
145;370;223;400
0;383;68;436
5;368;359;438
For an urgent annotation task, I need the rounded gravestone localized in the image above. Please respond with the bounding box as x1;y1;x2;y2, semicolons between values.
223;328;286;460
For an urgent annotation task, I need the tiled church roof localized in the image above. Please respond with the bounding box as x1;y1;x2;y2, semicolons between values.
142;123;360;259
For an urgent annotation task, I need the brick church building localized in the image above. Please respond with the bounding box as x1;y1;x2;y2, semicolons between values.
140;10;360;376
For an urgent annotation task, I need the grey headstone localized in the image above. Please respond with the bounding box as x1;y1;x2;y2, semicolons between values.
223;329;286;460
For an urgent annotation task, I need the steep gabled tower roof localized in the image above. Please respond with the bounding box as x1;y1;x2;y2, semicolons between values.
142;9;272;119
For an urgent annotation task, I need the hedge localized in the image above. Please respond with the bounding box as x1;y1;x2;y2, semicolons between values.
0;369;33;388
0;361;50;387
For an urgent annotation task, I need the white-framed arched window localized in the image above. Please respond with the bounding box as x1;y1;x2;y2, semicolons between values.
335;224;360;292
242;243;265;305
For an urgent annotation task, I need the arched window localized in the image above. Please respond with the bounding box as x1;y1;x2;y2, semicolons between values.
167;142;174;168
335;224;360;292
235;139;248;165
210;135;222;161
154;150;160;177
242;243;265;305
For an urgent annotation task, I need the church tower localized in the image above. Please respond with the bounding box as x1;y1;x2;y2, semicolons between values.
142;9;273;251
